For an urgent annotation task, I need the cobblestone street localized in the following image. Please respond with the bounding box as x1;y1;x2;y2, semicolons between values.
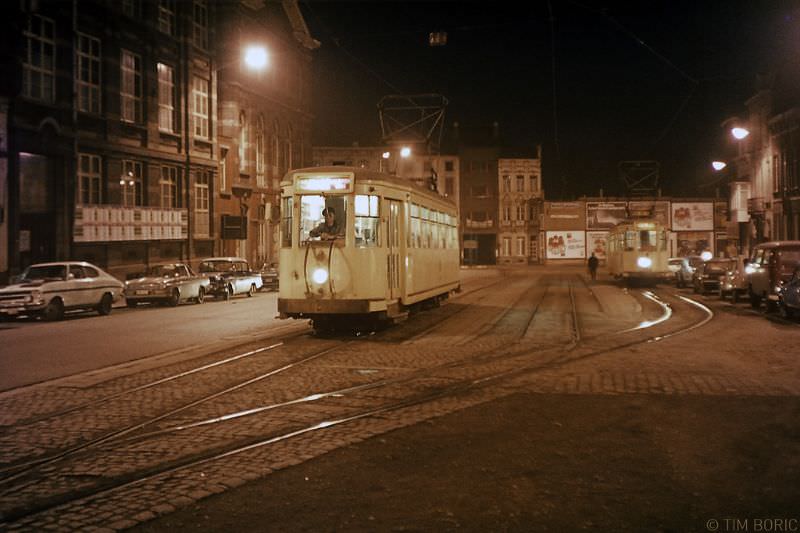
1;266;799;532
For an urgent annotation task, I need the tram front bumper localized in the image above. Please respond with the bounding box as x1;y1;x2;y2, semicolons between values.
278;298;388;317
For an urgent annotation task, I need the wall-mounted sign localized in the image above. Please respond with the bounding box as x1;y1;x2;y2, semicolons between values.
586;231;609;259
586;201;627;230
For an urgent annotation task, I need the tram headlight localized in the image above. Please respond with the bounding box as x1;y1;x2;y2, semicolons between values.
637;256;652;269
312;268;329;284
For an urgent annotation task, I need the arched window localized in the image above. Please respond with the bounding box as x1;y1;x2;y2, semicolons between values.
255;114;265;187
238;111;248;173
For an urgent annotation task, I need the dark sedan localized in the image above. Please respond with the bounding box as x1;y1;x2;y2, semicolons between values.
692;258;736;294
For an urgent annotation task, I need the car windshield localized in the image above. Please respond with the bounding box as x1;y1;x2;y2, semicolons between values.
199;261;234;273
20;265;68;282
147;265;182;278
669;259;682;266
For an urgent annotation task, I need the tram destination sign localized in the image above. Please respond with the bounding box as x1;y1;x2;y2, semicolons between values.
295;174;353;193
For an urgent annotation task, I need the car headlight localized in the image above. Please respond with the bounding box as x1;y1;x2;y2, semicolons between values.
637;257;652;268
744;265;757;275
29;290;43;304
312;268;329;284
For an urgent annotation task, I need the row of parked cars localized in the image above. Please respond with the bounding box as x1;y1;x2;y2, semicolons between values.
669;240;800;319
0;257;279;321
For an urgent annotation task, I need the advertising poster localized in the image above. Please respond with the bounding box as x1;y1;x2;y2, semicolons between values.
546;231;586;259
586;201;627;230
671;202;713;231
675;231;713;257
586;231;609;260
627;200;670;227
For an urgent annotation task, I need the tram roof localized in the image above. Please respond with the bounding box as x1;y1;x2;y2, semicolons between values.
282;166;456;208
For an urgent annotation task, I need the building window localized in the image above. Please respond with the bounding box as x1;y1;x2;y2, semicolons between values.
121;50;142;123
503;237;511;257
121;160;143;206
516;237;525;256
219;148;228;192
529;175;538;192
445;160;454;172
502;175;510;193
192;76;209;139
516;205;526;220
76;33;101;114
516;175;524;192
78;154;102;205
160;166;178;208
158;0;176;36
192;0;208;49
23;15;55;102
122;0;142;18
255;115;265;186
158;63;175;132
503;206;511;221
194;169;210;236
239;112;248;173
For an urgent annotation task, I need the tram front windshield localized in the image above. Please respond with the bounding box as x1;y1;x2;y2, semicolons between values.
299;195;347;241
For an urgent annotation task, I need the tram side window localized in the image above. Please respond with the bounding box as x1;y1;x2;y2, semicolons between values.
300;194;346;241
410;203;421;248
354;194;379;247
281;197;293;247
625;231;636;251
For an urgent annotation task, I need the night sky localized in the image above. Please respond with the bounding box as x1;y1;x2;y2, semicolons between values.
299;1;800;199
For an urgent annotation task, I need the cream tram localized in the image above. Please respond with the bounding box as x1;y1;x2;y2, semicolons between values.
606;219;671;283
278;167;460;330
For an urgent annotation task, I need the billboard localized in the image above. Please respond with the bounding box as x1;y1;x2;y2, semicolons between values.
586;201;627;230
671;202;713;231
543;202;585;231
586;231;609;260
675;231;712;257
546;231;586;259
627;200;670;227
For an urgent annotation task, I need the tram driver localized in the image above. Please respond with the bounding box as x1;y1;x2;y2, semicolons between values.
309;206;343;240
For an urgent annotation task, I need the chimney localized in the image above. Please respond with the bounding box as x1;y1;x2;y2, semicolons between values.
492;121;499;140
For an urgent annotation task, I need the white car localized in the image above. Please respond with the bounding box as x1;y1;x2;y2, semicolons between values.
197;257;263;298
0;262;124;321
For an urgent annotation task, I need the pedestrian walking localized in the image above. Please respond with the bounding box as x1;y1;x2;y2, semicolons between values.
588;252;599;281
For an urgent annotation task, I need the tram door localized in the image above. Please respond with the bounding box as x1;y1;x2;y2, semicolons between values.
387;200;401;299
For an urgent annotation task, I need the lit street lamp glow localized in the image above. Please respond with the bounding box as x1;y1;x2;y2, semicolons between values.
382;151;390;159
400;147;411;158
711;161;727;171
731;127;750;140
243;45;269;70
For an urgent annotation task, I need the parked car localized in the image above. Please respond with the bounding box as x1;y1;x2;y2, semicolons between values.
745;241;800;311
719;255;749;302
777;265;800;319
197;257;263;298
124;263;211;307
692;257;736;294
675;256;704;288
259;262;279;291
0;261;123;321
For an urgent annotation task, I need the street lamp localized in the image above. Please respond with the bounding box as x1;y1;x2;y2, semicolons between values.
731;127;750;140
400;146;411;158
711;161;727;171
243;45;269;71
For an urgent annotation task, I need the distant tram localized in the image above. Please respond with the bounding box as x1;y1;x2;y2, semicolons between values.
278;167;460;331
606;219;671;283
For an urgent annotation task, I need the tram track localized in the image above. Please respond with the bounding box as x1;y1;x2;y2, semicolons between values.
0;277;714;529
0;283;715;528
0;272;519;488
